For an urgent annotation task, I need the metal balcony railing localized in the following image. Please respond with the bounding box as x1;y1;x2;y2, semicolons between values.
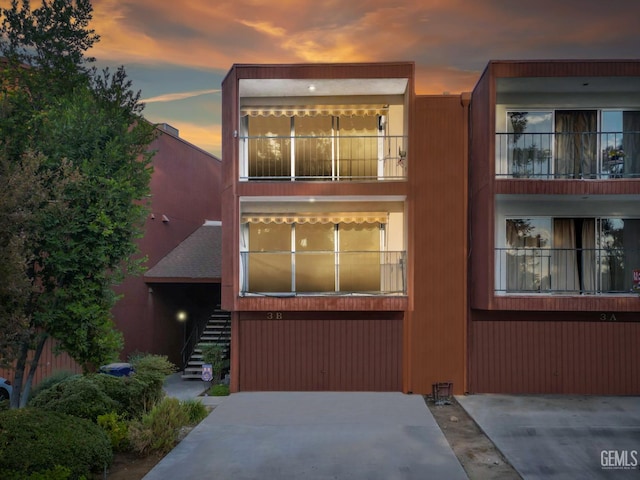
240;250;406;295
495;247;640;294
495;131;640;178
240;135;408;180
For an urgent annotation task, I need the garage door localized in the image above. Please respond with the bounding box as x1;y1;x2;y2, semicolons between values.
238;313;402;391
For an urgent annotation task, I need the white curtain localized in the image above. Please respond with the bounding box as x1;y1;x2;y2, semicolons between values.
581;219;596;293
555;111;597;178
552;219;579;292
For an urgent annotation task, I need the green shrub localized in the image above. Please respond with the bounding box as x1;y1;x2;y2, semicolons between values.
29;375;120;421
3;465;72;480
97;412;130;452
181;398;209;424
128;397;188;456
91;373;141;418
209;384;230;396
0;408;112;479
126;354;177;415
129;353;177;377
92;372;162;420
28;370;79;402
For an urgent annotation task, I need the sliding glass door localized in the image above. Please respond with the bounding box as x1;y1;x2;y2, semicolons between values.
504;217;639;294
244;219;387;293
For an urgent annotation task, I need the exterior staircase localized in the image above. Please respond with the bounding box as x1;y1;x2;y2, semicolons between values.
181;309;231;380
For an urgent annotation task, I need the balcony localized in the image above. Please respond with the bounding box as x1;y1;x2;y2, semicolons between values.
240;135;408;181
240;250;406;295
495;247;640;294
495;131;640;179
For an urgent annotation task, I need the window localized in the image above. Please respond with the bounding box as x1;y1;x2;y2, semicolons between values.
247;116;290;178
240;214;405;294
241;107;390;180
503;217;640;294
505;218;551;291
601;111;640;178
506;111;553;177
599;218;640;292
498;109;640;178
295;223;335;292
247;223;291;292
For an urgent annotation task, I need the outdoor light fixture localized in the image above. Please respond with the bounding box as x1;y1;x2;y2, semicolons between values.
176;311;188;322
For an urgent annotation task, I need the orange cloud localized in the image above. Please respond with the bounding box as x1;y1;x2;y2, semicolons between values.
143;89;221;104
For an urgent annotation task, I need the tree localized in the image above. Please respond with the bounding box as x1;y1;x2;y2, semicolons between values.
0;0;157;408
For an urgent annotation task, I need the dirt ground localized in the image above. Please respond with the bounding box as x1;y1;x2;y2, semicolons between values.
425;395;522;479
102;452;163;480
103;397;522;480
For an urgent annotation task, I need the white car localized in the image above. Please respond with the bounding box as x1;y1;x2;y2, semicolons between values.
0;377;12;402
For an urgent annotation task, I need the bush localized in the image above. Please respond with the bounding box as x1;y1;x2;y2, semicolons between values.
3;465;72;480
91;373;141;419
128;397;188;456
29;374;120;421
28;370;79;402
126;354;177;415
129;353;176;377
209;384;230;396
181;398;209;424
97;412;130;452
0;408;112;479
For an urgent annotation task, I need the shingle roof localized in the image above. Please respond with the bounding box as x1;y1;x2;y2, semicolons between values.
144;222;222;283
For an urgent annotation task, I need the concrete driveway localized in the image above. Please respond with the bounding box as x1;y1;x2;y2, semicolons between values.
143;392;468;480
457;394;640;480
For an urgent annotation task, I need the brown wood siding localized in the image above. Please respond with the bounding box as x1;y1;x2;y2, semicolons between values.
468;66;494;310
237;313;402;391
235;296;407;312
236;181;408;198
230;62;415;82
489;59;640;78
406;95;468;394
496;178;640;195
470;312;640;394
492;295;640;313
221;67;238;312
0;338;82;388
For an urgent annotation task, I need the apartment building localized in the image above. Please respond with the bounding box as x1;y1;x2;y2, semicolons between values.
468;60;640;394
220;62;468;394
220;59;639;395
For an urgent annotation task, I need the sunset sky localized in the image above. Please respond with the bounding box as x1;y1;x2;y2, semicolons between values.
5;0;640;157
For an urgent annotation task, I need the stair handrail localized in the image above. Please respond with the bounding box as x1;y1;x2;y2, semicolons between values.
181;314;209;371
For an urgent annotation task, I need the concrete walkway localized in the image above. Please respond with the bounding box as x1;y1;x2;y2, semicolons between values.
144;390;468;480
457;394;640;480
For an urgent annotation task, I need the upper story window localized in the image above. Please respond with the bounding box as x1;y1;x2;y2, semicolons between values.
239;105;407;181
496;109;640;179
